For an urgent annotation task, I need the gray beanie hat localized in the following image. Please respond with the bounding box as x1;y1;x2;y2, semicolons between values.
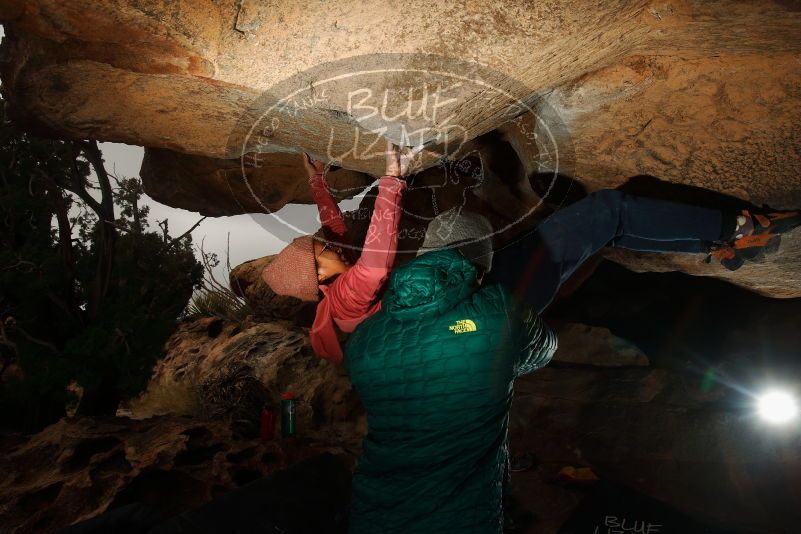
417;208;494;273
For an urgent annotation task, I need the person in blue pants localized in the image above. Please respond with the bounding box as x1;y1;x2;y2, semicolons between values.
487;189;801;314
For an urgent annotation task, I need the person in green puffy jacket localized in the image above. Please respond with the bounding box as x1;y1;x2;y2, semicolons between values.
344;210;557;534
344;188;801;533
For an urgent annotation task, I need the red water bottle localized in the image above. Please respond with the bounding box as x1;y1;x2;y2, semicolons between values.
259;405;277;442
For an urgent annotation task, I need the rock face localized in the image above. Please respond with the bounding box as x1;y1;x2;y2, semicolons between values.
129;316;365;441
0;415;354;534
3;0;800;295
1;1;800;201
551;322;650;367
604;232;801;298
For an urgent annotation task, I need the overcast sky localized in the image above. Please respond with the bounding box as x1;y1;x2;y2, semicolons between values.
97;143;371;286
96;142;305;285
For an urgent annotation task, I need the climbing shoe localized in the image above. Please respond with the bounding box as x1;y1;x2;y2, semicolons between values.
707;209;801;271
707;243;743;271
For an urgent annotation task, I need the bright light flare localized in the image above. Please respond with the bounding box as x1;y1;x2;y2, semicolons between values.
757;390;798;424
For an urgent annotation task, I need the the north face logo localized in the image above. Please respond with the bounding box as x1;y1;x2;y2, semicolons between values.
448;319;477;334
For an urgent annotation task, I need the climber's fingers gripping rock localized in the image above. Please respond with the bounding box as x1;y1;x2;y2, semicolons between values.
302;152;326;178
385;140;426;179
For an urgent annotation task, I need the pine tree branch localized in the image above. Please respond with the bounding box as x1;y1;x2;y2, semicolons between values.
165;216;206;249
66;145;103;216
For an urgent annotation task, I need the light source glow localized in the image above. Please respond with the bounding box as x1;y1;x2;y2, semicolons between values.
757;390;798;424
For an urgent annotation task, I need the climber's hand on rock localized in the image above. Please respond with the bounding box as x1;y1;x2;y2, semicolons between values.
302;152;326;178
385;140;402;177
399;144;425;178
385;140;425;179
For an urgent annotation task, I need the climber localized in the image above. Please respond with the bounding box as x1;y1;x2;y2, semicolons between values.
341;191;801;533
488;189;801;314
261;141;419;364
343;209;556;534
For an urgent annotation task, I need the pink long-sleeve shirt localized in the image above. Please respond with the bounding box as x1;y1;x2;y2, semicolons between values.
308;173;407;364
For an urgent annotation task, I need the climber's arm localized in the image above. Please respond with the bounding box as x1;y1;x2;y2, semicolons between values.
305;153;350;243
326;175;406;327
325;142;412;329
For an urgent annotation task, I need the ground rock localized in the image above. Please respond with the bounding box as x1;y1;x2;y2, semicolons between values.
0;415;353;534
552;322;650;367
130;317;365;442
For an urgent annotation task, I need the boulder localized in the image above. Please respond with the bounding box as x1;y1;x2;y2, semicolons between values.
140;148;373;216
2;0;800;295
129;317;365;441
0;415;355;534
552;322;650;367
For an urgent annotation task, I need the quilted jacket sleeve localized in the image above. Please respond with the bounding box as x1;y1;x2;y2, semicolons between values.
514;306;558;377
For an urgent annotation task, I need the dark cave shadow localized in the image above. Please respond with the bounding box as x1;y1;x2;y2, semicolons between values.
530;171;588;211
61;453;351;534
557;480;742;534
533;172;759;214
616;175;759;212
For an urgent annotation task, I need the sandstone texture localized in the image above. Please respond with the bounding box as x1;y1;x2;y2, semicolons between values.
130;316;365;441
2;0;800;295
551;322;650;367
140;149;373;217
0;415;354;534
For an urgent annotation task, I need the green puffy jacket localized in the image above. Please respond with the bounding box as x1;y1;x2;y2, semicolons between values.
344;249;557;534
